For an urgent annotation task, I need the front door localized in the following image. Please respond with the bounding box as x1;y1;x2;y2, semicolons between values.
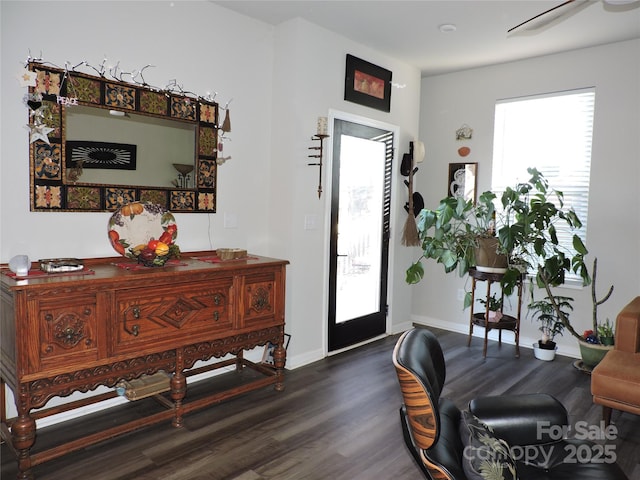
328;119;393;351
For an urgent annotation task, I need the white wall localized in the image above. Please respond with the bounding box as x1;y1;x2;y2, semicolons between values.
414;39;640;357
1;0;275;260
267;18;421;365
1;1;420;422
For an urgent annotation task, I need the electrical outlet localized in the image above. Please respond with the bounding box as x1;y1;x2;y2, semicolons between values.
224;213;238;229
457;289;465;301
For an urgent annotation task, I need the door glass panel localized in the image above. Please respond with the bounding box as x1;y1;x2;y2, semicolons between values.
335;135;384;323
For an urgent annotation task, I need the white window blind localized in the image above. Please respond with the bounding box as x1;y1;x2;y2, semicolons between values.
492;88;595;284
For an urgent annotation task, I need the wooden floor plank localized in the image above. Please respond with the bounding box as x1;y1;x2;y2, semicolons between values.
2;327;638;479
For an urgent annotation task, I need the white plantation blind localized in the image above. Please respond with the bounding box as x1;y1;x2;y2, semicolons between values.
492;88;595;284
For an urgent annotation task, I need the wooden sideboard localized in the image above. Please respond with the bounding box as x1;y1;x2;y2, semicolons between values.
0;252;288;480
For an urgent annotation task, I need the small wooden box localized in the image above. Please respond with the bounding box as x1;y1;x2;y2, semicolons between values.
119;372;170;401
216;248;248;260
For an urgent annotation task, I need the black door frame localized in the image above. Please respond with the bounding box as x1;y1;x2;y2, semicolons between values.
327;118;393;352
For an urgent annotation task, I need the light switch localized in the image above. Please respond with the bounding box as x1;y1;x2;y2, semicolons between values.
304;214;318;230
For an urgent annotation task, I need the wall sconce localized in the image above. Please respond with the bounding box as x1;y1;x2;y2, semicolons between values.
308;116;329;198
172;163;194;188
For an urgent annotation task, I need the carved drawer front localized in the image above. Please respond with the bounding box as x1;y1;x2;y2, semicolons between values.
239;272;279;328
114;279;233;353
38;294;98;368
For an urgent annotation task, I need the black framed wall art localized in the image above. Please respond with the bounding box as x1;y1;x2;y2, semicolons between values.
344;54;392;112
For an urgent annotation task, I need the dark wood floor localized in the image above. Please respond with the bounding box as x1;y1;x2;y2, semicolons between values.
2;327;639;480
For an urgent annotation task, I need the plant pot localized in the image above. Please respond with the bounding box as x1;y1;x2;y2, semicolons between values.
578;340;613;369
533;343;557;361
487;311;503;323
600;336;614;346
475;237;508;273
538;339;556;350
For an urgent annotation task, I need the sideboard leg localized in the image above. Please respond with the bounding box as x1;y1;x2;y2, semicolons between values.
235;351;244;371
170;371;186;428
12;403;36;479
273;342;286;392
171;349;186;428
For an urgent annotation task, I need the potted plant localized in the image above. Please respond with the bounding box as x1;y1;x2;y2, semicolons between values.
495;168;590;297
477;293;503;323
407;168;608;365
578;257;614;369
528;295;573;360
487;168;595;355
407;168;591;314
498;173;617;368
596;319;614;346
406;190;507;290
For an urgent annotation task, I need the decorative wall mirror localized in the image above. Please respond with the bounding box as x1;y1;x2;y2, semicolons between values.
27;63;218;212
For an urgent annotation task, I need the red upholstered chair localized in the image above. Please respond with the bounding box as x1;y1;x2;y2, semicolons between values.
591;296;640;425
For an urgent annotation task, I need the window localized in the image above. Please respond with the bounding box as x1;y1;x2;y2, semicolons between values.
492;88;595;284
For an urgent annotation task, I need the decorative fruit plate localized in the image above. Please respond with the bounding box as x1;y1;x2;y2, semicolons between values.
107;202;180;266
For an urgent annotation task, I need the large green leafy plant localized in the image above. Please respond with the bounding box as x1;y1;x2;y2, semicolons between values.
405;190;499;284
497;169;588;290
407;168;592;336
497;168;590;340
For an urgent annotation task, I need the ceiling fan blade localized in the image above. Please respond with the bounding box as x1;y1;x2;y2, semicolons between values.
507;0;588;33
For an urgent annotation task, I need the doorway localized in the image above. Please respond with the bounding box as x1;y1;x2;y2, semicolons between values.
328;119;393;351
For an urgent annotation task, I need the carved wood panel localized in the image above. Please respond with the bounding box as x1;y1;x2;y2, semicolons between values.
113;278;233;354
239;272;278;328
37;294;98;368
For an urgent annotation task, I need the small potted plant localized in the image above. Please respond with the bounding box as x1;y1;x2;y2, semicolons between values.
596;318;615;346
477;293;503;323
578;258;615;368
528;295;573;361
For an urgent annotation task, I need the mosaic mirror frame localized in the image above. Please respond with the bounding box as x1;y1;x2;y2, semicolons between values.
28;63;218;213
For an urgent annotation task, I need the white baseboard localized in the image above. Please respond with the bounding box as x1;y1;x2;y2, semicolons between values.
287;348;324;369
410;314;581;359
391;320;414;335
36;395;127;429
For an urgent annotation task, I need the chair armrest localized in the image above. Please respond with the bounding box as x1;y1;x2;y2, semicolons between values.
469;393;568;446
615;296;640;353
